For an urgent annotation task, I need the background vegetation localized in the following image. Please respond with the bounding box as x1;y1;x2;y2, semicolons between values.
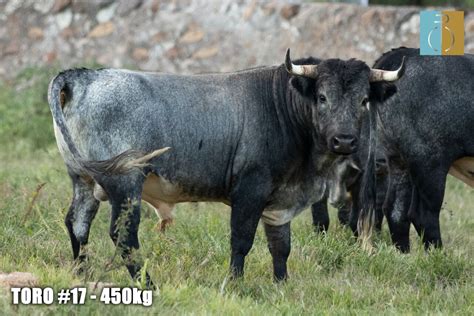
0;68;472;314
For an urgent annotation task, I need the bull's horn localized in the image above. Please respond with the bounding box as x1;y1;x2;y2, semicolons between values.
369;56;406;82
348;160;361;172
285;48;318;79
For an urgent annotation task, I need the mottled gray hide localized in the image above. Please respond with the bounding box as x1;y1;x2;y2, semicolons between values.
51;64;368;226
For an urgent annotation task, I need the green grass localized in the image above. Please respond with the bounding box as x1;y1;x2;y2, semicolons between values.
0;68;473;314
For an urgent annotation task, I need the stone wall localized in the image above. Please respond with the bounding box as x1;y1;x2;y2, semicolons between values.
1;0;473;78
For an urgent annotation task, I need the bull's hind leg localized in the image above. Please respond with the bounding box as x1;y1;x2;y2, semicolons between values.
409;166;447;250
104;175;154;288
143;199;174;232
264;222;291;281
311;199;329;233
65;172;100;266
156;204;174;232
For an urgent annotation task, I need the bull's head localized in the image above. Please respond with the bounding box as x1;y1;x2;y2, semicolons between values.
285;49;404;155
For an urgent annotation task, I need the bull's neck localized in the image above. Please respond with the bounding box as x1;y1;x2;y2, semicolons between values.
271;66;320;155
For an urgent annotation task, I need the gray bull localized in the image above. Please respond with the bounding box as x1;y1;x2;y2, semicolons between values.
48;50;402;287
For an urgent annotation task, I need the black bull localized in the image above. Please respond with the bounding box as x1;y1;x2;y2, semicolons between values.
314;48;474;252
48;50;403;287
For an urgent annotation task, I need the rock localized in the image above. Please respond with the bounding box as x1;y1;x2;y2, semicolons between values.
33;0;55;14
466;19;474;33
44;51;57;63
280;4;300;20
243;0;257;21
72;0;114;15
56;9;73;29
165;46;180;59
28;27;44;40
152;31;167;43
96;2;117;23
262;3;276;16
179;27;204;44
3;41;19;56
361;9;379;27
52;0;72;13
87;282;114;292
150;0;160;14
88;21;115;38
400;13;419;35
4;1;23;15
60;26;75;38
0;272;39;288
132;47;149;61
192;45;219;59
117;0;143;16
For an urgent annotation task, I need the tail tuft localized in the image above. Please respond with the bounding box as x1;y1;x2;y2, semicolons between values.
358;101;378;249
84;147;171;177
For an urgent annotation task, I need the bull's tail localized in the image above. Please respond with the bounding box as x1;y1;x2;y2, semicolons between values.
358;101;377;250
48;72;84;169
48;72;170;177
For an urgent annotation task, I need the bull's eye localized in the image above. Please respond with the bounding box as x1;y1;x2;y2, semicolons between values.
361;97;369;107
318;94;327;103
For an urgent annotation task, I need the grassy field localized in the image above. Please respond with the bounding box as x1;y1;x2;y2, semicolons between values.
0;68;472;315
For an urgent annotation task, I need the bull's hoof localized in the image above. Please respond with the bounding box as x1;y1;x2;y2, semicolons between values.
73;262;87;276
73;254;89;276
273;273;288;282
393;238;410;253
424;239;442;251
313;223;328;234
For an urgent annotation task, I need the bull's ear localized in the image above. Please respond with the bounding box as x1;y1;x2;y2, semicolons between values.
289;76;316;99
369;81;397;102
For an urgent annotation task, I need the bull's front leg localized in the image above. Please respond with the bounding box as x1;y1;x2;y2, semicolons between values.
384;169;412;253
65;173;100;270
229;173;269;279
264;222;291;281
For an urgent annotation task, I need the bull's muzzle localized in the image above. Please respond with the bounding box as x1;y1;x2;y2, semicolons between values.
330;134;358;155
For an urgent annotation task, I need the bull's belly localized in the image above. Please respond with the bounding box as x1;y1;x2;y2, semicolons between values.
141;173;228;204
261;207;307;226
449;157;474;187
93;173;228;221
95;172;326;226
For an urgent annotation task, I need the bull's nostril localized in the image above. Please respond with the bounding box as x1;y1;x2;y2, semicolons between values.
331;134;358;154
350;139;358;149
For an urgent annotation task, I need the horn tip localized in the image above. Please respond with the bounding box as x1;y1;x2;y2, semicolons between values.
285;48;292;72
398;56;406;77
